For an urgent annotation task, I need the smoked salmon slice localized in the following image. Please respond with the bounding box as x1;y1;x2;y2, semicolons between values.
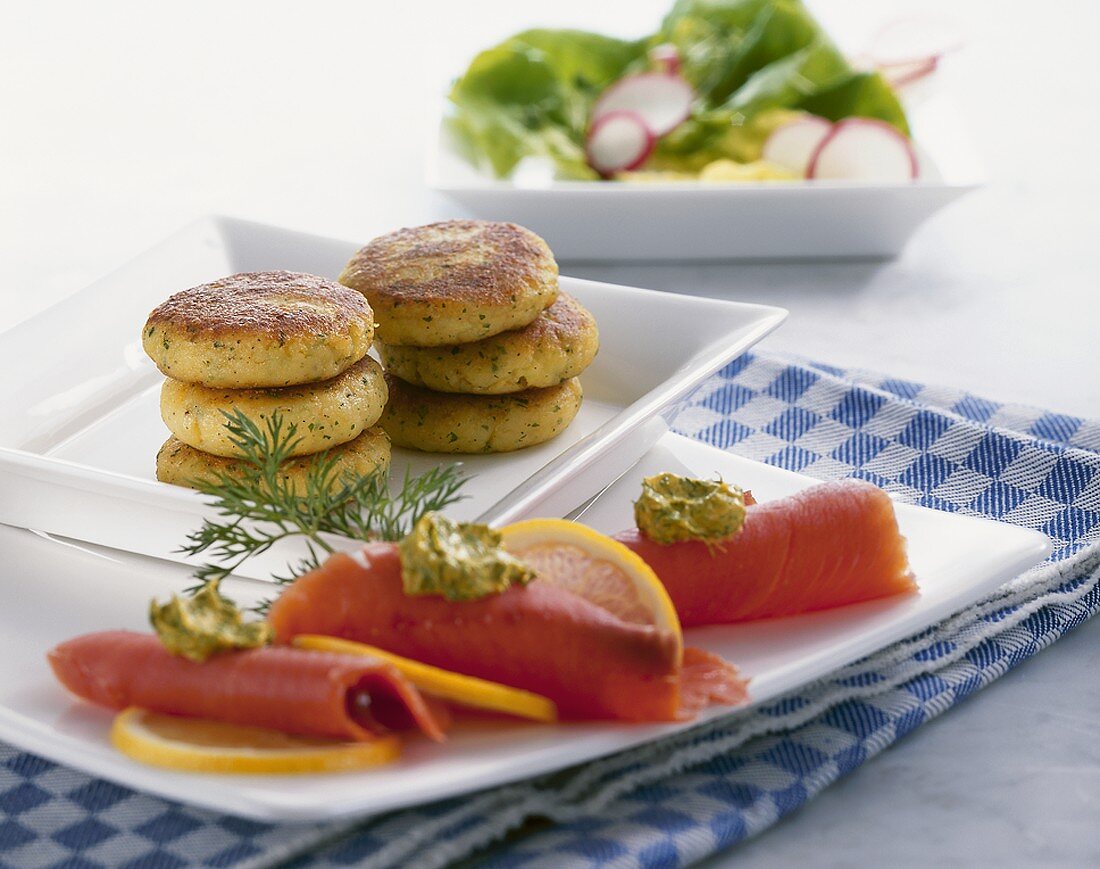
268;543;746;722
49;631;448;742
617;479;916;627
680;647;749;715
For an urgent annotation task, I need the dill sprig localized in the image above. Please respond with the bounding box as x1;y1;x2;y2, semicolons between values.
181;409;468;607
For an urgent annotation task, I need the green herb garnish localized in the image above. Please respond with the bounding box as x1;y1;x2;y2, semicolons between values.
181;409;468;610
634;472;745;546
397;512;535;601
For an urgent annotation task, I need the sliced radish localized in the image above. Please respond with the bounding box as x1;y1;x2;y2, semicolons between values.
762;115;833;177
592;72;693;138
585;110;655;176
807;118;918;182
648;43;681;75
867;15;964;68
880;55;938;89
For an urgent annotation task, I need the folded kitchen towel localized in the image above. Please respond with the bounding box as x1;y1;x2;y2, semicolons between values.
2;351;1098;869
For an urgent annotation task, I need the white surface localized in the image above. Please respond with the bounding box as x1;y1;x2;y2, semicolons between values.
1;0;1098;862
0;217;783;574
429;93;981;260
0;435;1047;821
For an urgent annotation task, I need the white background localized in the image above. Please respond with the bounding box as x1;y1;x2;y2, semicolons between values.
2;0;1098;865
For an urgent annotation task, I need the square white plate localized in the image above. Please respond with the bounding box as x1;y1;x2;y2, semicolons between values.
0;433;1049;821
0;217;785;576
428;93;985;261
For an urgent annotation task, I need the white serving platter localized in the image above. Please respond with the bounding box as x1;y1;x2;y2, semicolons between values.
0;217;785;577
0;433;1049;821
427;93;985;261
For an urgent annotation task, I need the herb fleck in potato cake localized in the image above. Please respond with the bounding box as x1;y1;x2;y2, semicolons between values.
380;374;582;454
143;271;375;388
156;427;391;494
339;220;558;347
377;293;598;395
160;356;386;459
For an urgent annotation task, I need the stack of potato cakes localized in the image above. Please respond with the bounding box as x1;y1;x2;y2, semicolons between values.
143;271;391;491
339;220;599;453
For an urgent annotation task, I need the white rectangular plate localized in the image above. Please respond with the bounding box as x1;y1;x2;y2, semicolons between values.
428;93;985;261
0;218;785;575
0;433;1049;822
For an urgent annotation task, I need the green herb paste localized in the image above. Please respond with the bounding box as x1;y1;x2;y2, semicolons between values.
150;579;272;663
398;512;535;601
634;472;746;545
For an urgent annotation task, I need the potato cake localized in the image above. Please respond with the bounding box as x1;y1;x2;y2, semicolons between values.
155;426;391;495
380;374;582;453
377;293;598;395
160;355;386;459
339;220;557;346
143;271;374;388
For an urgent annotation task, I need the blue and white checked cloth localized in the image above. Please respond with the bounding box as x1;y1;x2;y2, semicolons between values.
3;351;1099;868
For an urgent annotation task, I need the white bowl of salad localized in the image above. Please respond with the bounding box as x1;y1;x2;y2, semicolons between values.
426;0;984;261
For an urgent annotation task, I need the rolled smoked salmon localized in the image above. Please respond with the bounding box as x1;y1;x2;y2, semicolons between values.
48;631;447;741
617;479;915;627
268;543;746;722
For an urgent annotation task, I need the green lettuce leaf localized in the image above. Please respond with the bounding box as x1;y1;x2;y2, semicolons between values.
660;0;821;106
799;70;909;134
448;29;645;180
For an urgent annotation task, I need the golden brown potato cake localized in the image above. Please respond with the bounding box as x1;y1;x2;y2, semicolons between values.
155;427;391;495
339;220;558;346
380;374;582;454
160;355;387;459
143;271;375;388
377;293;599;395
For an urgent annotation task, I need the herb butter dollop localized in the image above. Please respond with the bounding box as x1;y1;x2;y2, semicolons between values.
150;579;272;663
634;472;746;545
398;512;535;601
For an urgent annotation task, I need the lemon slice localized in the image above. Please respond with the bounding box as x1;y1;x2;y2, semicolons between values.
294;635;557;723
111;708;401;774
501;518;682;659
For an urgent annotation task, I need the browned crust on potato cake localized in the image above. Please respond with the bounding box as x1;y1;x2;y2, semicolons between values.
144;271;372;339
340;220;556;306
337;221;558;345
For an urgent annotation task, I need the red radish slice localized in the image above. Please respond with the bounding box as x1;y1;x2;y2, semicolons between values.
648;43;681;75
585;110;655;176
867;15;964;68
808;118;918;182
881;55;938;89
762;115;833;177
592;73;693;137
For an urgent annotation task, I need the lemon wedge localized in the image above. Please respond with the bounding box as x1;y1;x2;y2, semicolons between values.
293;635;558;723
111;707;401;774
501;518;682;660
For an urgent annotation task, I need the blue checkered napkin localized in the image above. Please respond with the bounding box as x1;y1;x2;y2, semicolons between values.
0;752;336;867
3;352;1099;869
